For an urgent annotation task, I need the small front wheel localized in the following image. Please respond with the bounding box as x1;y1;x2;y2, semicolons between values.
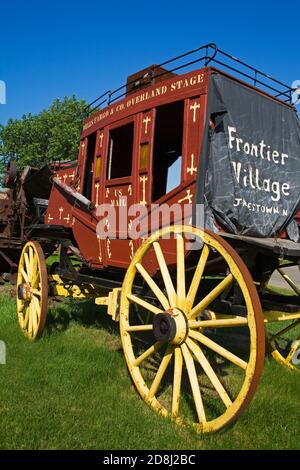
16;241;48;340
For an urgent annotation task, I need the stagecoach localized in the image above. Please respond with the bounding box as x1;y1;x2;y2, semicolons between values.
16;44;300;433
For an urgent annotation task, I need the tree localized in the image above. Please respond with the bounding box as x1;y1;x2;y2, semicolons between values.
0;96;88;171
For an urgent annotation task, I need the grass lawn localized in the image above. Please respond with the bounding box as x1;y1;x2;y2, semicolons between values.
0;284;299;450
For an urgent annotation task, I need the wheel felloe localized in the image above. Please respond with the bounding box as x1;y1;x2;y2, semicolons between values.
16;241;48;340
119;225;265;433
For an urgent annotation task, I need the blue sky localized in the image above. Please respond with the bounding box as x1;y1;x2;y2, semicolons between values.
0;0;299;125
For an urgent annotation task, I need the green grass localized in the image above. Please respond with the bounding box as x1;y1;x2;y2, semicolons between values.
0;285;300;450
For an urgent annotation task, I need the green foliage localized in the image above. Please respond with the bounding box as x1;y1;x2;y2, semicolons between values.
0;96;87;170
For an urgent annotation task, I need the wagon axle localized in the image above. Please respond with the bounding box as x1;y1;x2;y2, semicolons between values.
17;282;32;301
152;308;188;345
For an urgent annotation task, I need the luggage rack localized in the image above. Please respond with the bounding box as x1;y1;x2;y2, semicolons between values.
85;43;296;115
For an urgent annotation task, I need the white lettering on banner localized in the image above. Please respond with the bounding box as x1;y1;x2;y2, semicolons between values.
228;126;291;203
234;198;288;215
228;127;289;165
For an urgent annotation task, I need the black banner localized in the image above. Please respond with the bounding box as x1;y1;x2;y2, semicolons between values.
197;74;300;240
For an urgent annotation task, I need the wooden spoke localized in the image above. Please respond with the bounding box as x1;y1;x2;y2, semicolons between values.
133;342;163;367
189;274;233;320
149;346;174;398
24;252;31;278
277;267;300;295
189;329;247;370
135;263;170;310
127;293;164;315
181;343;206;424
188;317;248;329
126;324;153;332
31;302;38;334
286;341;300;365
172;346;183;417
176;234;186;309
29;247;34;278
17;300;25;314
32;288;42;297
186;244;210;312
31;261;39;288
153;242;177;307
20;268;29;283
22;306;30;330
32;295;41;318
186;337;232;408
268;320;300;343
28;304;33;337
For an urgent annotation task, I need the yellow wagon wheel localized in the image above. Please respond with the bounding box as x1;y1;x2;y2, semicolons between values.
120;225;265;433
16;241;48;340
265;263;300;371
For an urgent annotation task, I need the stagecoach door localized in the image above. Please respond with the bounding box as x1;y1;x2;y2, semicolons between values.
102;115;138;268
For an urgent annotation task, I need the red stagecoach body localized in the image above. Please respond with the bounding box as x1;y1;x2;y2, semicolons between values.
15;45;300;433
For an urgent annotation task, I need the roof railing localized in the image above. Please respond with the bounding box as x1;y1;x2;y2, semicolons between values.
84;43;295;117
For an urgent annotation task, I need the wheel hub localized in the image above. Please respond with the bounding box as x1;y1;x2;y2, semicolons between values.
18;283;32;301
153;308;188;345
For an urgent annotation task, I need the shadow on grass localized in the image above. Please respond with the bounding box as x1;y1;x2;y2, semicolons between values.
45;299;120;339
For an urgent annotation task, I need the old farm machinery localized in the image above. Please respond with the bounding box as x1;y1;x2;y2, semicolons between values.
15;44;300;433
0;161;76;279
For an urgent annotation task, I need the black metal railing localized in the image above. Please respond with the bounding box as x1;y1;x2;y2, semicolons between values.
84;43;295;116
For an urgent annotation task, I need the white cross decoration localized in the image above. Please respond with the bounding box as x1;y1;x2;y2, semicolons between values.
140;175;148;206
63;174;68;184
81;141;86;156
72;217;75;226
106;188;110;198
99;132;104;149
190;102;200;123
178;189;193;204
63;214;70;224
58;207;64;220
47;214;53;223
128;185;132;196
95;182;100;207
105;219;110;231
187;154;197;175
70;171;76;181
129;239;134;259
143;116;151;134
97;234;102;263
107;238;112;259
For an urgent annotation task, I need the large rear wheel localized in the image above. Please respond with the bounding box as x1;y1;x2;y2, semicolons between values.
119;225;265;433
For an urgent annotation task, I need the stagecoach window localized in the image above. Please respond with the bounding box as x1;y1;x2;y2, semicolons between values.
152;101;184;201
107;122;134;179
83;132;96;200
